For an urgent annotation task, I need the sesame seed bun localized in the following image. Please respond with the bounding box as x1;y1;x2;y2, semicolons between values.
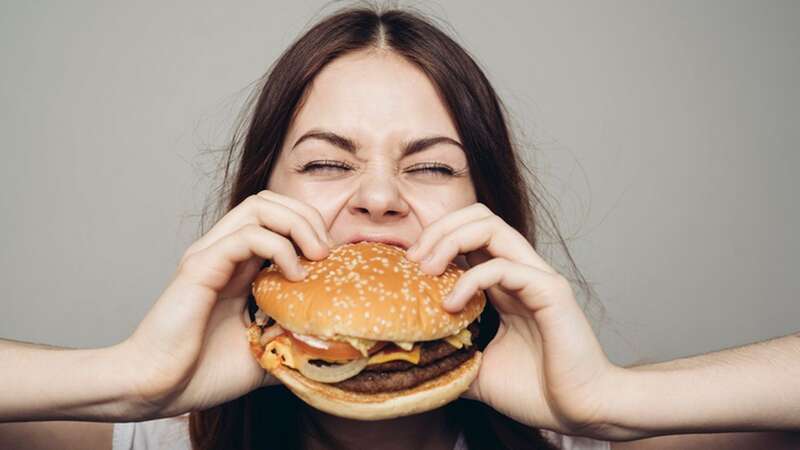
270;351;482;421
252;241;486;341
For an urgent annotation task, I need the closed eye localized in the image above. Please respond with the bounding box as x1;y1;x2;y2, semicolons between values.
405;162;455;176
297;160;353;174
295;160;460;177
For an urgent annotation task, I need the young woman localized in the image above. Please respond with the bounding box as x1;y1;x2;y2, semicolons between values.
2;5;799;450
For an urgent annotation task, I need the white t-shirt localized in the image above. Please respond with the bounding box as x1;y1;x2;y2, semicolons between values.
112;414;610;450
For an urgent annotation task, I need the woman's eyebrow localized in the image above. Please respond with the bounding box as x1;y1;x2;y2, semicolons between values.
291;128;464;157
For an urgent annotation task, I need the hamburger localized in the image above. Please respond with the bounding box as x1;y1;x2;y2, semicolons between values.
246;241;485;420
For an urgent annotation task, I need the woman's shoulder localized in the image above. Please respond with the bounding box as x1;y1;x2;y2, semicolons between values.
540;429;611;450
112;414;191;450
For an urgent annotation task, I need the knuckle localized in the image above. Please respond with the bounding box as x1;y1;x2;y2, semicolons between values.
291;198;314;215
177;251;204;275
243;194;263;209
267;233;295;256
550;273;572;291
494;256;511;265
240;223;267;243
442;237;461;254
179;245;197;265
256;189;274;198
288;209;308;228
282;212;310;237
488;257;509;271
490;214;504;226
474;202;492;215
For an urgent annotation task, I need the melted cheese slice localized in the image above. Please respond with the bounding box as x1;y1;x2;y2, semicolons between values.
367;345;421;365
444;328;472;349
263;336;306;369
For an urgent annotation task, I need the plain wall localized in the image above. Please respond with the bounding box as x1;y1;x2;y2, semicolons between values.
1;0;798;367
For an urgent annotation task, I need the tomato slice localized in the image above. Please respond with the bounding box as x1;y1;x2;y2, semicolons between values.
285;333;374;362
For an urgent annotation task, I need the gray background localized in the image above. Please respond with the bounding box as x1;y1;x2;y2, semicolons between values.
1;0;798;367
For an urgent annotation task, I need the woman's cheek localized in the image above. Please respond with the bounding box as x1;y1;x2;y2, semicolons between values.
296;180;353;222
402;183;476;224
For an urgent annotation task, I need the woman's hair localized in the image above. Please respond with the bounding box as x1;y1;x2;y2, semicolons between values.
190;3;596;449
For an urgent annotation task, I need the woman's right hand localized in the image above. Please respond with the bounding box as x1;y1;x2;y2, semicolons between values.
118;190;333;420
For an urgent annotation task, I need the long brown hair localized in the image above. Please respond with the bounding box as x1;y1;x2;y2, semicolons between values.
191;3;596;449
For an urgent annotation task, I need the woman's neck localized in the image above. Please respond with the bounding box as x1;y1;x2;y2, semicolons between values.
300;405;460;450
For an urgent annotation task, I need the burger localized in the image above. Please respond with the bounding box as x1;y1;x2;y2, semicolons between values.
246;241;485;420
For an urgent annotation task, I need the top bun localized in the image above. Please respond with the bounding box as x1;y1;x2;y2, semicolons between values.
252;241;485;342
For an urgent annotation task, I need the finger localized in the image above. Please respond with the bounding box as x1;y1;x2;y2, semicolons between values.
178;224;307;298
139;227;306;359
219;257;264;299
443;258;561;313
460;379;480;401
261;373;281;388
418;215;556;276
459;380;480;400
193;194;328;259
406;203;493;260
183;194;329;264
256;190;333;246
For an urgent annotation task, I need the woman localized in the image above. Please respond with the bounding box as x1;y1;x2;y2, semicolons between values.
2;5;799;450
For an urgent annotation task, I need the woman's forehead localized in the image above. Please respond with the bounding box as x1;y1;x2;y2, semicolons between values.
285;50;460;151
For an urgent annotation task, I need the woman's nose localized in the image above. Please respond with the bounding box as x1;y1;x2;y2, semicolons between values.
347;174;409;222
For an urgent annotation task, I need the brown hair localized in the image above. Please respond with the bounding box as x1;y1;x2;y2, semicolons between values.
190;3;596;449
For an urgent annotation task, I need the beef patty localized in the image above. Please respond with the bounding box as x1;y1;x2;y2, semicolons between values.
332;346;476;394
364;320;480;372
303;320;481;394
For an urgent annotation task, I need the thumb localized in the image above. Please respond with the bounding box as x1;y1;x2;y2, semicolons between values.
459;367;482;401
221;257;264;299
260;372;281;388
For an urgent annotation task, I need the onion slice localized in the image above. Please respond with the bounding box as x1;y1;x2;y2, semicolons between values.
297;357;369;383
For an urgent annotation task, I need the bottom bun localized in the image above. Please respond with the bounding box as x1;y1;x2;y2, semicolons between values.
270;351;482;421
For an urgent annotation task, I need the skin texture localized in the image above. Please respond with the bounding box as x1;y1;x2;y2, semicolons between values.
0;49;618;450
267;48;479;450
264;48;617;447
5;48;800;450
268;50;477;247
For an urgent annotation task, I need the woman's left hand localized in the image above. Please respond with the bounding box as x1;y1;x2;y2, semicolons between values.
405;203;622;439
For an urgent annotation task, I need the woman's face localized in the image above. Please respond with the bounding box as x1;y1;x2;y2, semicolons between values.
268;50;477;248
